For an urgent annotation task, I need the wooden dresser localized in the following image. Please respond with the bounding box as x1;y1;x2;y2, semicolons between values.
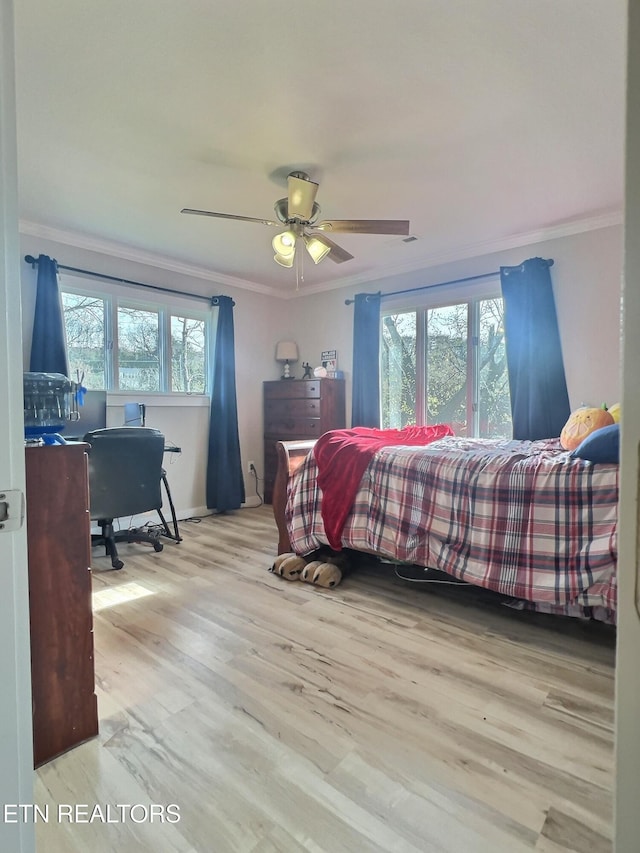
25;443;98;767
263;378;346;503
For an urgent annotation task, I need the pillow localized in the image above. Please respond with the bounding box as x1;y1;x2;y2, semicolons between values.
570;423;620;464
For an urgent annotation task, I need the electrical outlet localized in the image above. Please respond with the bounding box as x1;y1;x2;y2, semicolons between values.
247;460;256;475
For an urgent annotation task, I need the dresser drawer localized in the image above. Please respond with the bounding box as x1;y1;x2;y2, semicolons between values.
264;417;322;437
264;380;321;401
265;398;321;418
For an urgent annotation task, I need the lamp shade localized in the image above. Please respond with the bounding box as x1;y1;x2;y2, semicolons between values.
304;234;331;264
272;230;297;258
275;341;299;363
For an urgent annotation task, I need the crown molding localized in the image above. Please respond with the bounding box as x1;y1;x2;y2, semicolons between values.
286;208;624;298
18;220;279;298
20;208;623;302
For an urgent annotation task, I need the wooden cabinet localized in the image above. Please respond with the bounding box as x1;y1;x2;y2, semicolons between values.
263;378;346;503
25;443;98;767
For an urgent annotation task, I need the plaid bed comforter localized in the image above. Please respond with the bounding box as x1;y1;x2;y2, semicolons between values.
286;436;618;619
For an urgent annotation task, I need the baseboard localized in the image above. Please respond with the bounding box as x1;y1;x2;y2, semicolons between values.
90;505;211;535
90;501;264;535
242;495;264;509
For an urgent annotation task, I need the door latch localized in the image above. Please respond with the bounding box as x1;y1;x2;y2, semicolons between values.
0;490;25;532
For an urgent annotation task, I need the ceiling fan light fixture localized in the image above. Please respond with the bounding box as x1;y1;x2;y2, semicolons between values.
272;229;297;257
304;235;331;264
274;251;295;268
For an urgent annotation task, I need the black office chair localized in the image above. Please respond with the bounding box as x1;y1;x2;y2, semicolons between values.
84;427;166;570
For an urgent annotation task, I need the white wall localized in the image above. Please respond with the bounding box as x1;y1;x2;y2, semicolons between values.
102;396;209;515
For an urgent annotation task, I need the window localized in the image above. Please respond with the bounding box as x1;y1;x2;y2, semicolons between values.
381;310;417;429
117;305;160;391
61;292;107;389
61;282;209;394
381;285;511;438
170;315;206;393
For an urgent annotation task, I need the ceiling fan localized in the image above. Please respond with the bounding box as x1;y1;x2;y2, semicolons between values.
181;170;410;268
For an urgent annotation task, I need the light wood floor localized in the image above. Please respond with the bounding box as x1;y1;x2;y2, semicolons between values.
34;506;615;853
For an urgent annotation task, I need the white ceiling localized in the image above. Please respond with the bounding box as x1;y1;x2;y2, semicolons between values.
13;1;627;297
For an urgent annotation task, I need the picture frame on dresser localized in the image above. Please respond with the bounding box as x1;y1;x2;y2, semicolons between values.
263;377;346;504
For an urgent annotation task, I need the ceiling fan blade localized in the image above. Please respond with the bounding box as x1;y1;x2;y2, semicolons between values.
317;219;410;235
181;208;280;227
311;232;354;264
287;174;319;220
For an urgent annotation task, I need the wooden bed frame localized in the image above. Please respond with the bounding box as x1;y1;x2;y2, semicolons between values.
272;439;317;554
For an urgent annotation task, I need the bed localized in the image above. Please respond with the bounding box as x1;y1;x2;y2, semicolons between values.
272;429;618;624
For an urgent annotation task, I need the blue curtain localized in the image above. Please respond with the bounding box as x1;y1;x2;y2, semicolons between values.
351;291;381;427
206;296;245;512
29;254;69;375
500;257;570;440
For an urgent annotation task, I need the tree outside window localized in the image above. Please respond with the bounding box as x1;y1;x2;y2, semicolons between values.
117;306;160;391
171;316;205;393
426;304;468;433
381;311;417;428
381;295;512;438
478;298;511;438
60;285;209;394
61;292;106;388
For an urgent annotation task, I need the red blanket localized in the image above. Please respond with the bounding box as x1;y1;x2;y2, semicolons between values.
314;424;454;549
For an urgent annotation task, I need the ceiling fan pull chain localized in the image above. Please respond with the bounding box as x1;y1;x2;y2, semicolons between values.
296;245;304;290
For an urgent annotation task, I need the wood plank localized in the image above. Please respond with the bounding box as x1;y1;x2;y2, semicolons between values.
35;507;614;852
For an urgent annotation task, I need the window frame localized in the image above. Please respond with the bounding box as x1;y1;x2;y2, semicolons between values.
380;275;510;438
60;275;211;396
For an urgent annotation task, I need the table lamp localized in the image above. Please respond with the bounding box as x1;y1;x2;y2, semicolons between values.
275;340;299;379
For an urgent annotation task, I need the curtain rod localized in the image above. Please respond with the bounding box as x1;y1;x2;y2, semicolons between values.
23;254;232;307
344;260;554;305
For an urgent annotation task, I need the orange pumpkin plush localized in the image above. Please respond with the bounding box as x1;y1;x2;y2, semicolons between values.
608;402;621;423
560;407;614;451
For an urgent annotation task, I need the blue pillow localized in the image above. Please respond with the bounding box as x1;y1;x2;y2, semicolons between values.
571;423;620;464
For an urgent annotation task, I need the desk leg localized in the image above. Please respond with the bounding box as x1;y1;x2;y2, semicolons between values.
158;472;182;542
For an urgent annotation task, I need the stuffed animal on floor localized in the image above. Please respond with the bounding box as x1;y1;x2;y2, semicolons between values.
299;560;322;583
300;560;343;588
305;546;352;574
269;553;306;581
268;552;344;588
